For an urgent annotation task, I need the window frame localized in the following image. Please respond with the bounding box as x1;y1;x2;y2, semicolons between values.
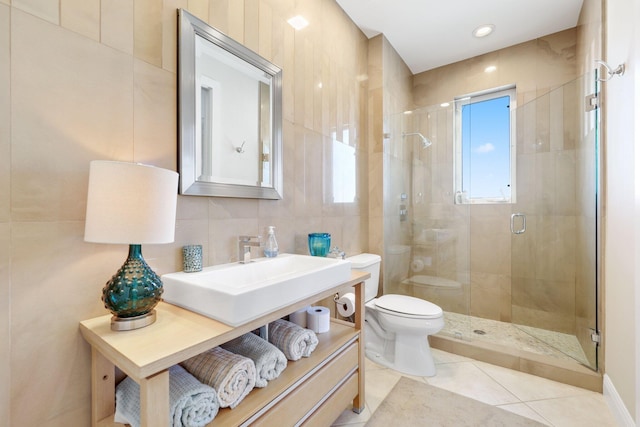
454;84;517;204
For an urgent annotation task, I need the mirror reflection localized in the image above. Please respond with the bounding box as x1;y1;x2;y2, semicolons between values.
330;130;357;203
178;9;283;199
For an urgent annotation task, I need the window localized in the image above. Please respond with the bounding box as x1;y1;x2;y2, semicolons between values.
454;85;516;204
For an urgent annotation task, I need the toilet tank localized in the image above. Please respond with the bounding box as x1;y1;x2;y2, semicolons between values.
346;253;381;302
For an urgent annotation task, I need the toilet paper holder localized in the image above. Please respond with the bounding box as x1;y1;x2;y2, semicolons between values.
334;292;357;318
333;293;342;316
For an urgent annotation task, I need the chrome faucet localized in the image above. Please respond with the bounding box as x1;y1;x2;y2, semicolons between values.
328;246;346;259
238;235;262;263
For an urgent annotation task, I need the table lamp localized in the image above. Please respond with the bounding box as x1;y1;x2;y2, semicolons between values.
84;160;179;331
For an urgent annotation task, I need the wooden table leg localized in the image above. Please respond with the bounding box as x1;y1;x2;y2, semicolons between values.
352;280;365;413
91;348;115;426
140;369;170;427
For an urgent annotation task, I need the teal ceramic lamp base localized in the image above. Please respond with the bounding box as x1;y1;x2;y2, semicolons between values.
101;244;163;331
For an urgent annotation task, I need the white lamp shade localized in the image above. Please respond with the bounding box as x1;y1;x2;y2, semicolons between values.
85;161;179;244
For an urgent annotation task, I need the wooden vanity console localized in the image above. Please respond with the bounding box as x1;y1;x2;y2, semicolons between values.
80;271;368;426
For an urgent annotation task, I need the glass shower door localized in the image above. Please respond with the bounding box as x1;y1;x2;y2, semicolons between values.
510;72;599;370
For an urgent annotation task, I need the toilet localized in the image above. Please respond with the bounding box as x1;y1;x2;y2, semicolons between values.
346;253;444;377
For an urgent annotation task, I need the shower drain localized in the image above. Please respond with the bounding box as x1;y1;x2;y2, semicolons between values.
473;329;487;335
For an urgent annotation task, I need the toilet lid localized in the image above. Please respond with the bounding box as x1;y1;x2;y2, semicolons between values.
375;294;443;318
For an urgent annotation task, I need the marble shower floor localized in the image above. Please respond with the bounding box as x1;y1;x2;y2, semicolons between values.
440;312;591;367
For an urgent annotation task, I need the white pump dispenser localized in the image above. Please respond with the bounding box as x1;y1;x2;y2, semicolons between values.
264;226;279;257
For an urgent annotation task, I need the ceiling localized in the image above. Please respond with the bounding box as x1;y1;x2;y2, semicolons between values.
335;0;584;75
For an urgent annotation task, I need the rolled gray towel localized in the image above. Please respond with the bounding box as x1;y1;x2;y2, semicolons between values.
221;332;288;388
114;364;219;427
181;347;256;409
268;318;319;361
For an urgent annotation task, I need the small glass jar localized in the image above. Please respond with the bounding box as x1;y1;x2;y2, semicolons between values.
182;245;203;272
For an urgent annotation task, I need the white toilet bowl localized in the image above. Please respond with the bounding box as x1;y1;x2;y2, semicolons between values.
365;294;444;376
344;253;445;377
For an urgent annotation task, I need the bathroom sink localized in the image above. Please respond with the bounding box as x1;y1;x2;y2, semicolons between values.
161;254;351;326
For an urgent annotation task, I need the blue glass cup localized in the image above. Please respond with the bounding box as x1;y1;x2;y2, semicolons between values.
308;233;331;257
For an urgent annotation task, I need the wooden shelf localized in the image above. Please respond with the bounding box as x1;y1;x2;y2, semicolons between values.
212;321;358;426
97;322;359;427
83;270;369;427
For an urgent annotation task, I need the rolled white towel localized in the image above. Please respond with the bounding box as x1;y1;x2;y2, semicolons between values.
181;347;256;409
114;364;219;427
268;318;319;361
221;332;288;388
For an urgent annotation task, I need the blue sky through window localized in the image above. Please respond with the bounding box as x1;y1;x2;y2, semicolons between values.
461;95;511;200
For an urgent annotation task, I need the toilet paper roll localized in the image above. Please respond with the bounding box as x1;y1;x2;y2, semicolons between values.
411;259;424;273
289;306;310;328
306;306;330;334
336;293;356;317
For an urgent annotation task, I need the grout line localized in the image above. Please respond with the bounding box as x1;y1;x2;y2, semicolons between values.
496;401;556;426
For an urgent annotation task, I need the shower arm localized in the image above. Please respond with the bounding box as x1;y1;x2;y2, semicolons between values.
402;132;432;148
402;132;426;142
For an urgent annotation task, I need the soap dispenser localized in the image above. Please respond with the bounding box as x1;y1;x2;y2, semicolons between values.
264;226;279;257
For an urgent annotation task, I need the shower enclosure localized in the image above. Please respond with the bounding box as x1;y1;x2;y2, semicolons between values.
383;72;600;370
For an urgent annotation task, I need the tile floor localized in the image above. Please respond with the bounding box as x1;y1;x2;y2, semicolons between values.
332;349;619;427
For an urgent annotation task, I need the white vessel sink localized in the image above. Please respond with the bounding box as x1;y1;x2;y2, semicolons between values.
161;253;351;326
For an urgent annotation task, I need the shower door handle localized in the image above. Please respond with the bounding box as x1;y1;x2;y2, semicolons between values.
510;213;526;234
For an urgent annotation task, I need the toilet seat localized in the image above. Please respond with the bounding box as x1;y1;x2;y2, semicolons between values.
374;294;443;319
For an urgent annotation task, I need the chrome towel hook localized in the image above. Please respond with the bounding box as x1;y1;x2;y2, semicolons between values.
595;60;625;82
235;141;246;153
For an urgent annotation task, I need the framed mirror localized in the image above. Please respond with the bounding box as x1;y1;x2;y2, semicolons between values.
178;9;283;199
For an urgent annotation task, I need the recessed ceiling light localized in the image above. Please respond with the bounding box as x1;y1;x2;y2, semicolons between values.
473;24;495;38
484;65;497;73
440;102;450;107
287;15;309;30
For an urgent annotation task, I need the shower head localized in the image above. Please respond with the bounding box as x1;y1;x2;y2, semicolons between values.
402;132;432;148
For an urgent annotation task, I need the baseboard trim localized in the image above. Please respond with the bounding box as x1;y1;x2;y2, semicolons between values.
603;374;635;426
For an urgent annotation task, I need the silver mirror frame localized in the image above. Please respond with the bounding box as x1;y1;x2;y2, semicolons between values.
178;9;283;199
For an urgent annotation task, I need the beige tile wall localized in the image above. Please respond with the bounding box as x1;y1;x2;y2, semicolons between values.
367;35;384;278
387;102;472;310
0;222;9;426
0;4;9;224
0;6;11;426
379;35;414;293
510;78;582;335
1;1;370;424
414;29;578;108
